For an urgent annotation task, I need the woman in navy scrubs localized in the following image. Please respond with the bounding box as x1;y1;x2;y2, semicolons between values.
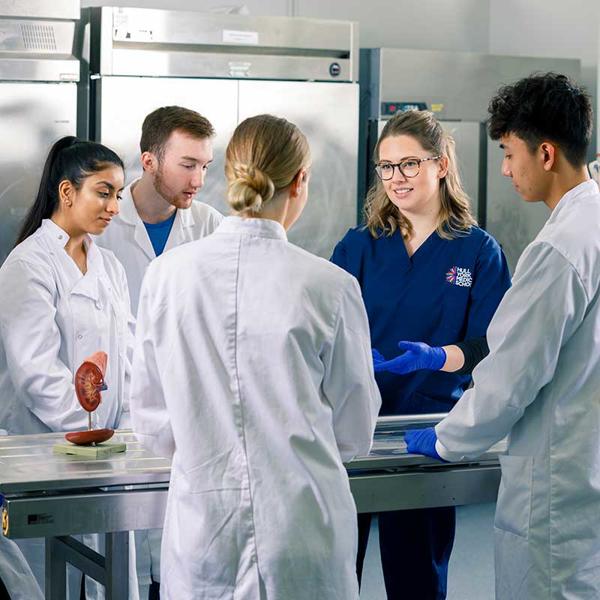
331;109;511;599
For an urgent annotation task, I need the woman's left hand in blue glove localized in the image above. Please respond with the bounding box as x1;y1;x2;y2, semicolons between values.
404;427;445;461
372;341;446;375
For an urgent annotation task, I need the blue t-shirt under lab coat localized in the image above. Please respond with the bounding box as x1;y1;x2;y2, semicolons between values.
143;211;177;257
331;225;511;415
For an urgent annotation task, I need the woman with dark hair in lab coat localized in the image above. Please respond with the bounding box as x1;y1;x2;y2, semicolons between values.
0;137;137;599
331;109;511;599
130;114;381;599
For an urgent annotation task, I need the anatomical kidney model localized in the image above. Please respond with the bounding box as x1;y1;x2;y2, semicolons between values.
65;351;114;445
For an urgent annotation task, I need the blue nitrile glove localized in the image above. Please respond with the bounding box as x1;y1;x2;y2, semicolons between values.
372;341;446;375
372;348;386;367
404;427;445;461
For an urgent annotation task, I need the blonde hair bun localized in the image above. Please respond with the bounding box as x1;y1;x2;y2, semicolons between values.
228;163;275;213
224;114;310;216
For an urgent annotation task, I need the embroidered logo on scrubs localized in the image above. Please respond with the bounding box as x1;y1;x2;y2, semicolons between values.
446;266;472;288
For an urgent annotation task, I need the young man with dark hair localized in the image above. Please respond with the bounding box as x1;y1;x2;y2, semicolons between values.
98;105;222;315
406;72;600;598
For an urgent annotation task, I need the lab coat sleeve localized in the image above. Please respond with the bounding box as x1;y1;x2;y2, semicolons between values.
130;266;175;458
321;275;381;462
0;259;87;431
465;233;511;338
435;242;588;460
117;261;136;429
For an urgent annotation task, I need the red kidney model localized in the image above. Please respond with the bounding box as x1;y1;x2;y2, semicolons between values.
65;351;114;445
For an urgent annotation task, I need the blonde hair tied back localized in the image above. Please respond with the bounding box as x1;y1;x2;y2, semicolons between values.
228;163;275;214
225;114;310;216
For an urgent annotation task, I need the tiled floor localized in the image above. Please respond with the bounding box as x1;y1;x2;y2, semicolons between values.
360;503;496;599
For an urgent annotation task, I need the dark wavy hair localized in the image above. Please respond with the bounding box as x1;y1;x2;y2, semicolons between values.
15;136;124;245
487;72;592;167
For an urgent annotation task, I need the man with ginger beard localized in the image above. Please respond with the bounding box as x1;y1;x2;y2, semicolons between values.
98;105;222;316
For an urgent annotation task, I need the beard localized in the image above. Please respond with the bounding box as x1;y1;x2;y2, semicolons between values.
152;164;192;208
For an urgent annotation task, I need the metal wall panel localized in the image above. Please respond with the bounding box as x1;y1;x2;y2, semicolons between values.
239;79;359;258
0;82;77;264
486;140;550;270
441;121;482;223
96;76;238;209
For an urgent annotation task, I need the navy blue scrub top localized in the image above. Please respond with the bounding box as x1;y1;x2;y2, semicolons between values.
331;226;511;415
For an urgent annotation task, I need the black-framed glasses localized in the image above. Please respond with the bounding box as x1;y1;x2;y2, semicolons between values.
374;156;441;180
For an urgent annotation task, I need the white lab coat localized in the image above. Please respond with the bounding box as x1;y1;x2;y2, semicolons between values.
130;216;381;600
97;179;222;595
0;219;137;600
435;180;600;599
0;535;43;600
96;179;223;315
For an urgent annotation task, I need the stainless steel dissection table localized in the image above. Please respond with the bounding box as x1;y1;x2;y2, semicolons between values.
0;416;504;598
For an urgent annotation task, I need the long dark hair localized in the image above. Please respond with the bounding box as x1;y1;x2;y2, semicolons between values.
15;136;124;246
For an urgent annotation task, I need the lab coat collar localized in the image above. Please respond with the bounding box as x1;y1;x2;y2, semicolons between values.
117;181;140;226
41;218;84;250
216;216;288;241
548;179;599;223
119;180;155;260
120;179;197;258
40;219;103;301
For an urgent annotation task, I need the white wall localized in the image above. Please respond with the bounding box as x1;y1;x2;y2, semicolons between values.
296;0;490;52
489;0;599;154
81;0;289;16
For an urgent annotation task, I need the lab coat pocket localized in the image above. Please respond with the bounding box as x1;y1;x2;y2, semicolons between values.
494;455;533;539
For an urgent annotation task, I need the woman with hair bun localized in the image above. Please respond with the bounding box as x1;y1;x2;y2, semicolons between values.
0;137;136;598
130;114;381;599
331;109;511;599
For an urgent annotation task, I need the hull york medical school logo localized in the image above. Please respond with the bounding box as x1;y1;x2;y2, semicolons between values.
446;266;472;288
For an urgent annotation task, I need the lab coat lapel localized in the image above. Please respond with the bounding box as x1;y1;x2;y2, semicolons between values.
40;220;100;301
133;220;155;261
70;242;103;303
163;207;193;253
120;186;156;261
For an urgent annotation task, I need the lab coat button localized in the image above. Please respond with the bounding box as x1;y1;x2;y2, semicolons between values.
77;334;83;340
95;301;103;310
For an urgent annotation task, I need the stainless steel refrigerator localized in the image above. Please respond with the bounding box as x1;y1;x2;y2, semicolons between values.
360;48;581;271
79;7;360;259
0;0;80;264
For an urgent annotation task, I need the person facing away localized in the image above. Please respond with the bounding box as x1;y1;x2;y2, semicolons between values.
406;73;600;599
331;108;511;599
0;137;138;599
96;105;223;598
97;105;223;316
130;114;381;600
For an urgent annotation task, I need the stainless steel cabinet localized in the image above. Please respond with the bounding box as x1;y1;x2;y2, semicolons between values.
0;82;77;263
238;80;359;257
96;76;238;211
82;7;360;259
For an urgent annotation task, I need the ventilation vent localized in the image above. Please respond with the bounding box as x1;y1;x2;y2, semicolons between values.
20;24;57;51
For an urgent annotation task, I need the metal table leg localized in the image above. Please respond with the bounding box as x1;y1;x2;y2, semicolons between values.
45;537;67;600
45;531;129;599
105;531;129;599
